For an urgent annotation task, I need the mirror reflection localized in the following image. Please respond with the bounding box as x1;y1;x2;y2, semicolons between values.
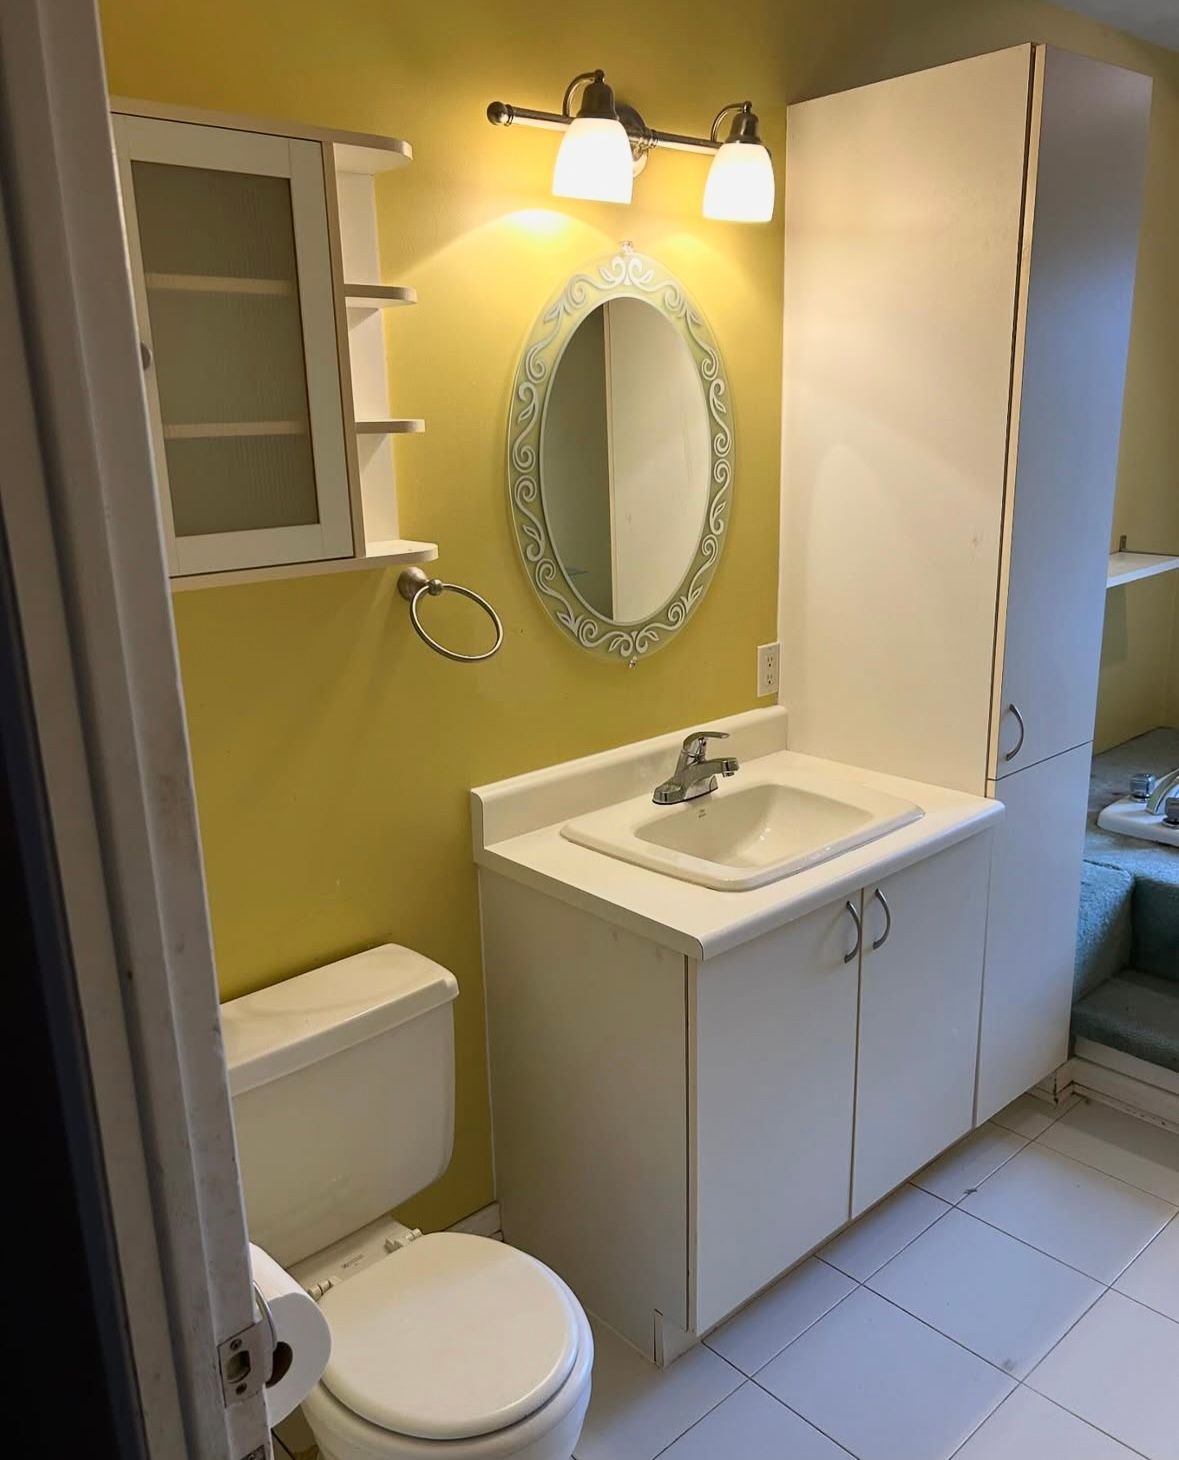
540;297;711;625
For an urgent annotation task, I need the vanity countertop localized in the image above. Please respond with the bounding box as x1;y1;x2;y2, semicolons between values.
471;709;1003;960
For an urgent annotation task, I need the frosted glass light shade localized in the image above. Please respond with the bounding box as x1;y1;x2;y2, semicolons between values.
552;117;634;205
703;141;775;223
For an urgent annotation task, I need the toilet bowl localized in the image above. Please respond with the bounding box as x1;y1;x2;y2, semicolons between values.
301;1234;592;1460
220;945;593;1460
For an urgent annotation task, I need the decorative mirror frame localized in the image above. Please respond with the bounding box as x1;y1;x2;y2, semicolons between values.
508;246;732;662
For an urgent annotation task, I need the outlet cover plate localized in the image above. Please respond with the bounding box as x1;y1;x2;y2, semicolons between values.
757;641;780;697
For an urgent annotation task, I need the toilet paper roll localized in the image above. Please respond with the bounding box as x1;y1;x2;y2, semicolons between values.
249;1243;332;1425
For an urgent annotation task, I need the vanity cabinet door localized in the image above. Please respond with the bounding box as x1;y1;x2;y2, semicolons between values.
852;834;990;1217
976;746;1089;1124
113;115;354;577
692;896;861;1333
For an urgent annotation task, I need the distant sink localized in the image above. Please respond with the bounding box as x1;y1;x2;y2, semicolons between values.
1097;796;1179;847
562;770;923;891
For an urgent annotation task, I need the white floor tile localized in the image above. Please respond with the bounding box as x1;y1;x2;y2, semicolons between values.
658;1382;850;1459
953;1386;1142;1459
960;1143;1175;1282
990;1093;1070;1140
1027;1290;1179;1460
574;1320;741;1460
1114;1215;1179;1323
704;1258;855;1376
819;1184;950;1281
756;1287;1014;1460
912;1123;1026;1204
1037;1100;1179;1204
867;1208;1101;1377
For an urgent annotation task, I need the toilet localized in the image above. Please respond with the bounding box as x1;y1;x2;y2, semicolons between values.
221;944;593;1460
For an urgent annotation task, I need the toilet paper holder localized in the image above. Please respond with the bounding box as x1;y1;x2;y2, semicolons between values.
253;1281;293;1389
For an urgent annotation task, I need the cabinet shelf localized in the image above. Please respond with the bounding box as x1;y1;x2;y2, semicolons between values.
344;284;417;309
1106;551;1179;589
146;272;294;296
170;537;438;592
355;418;425;435
163;420;305;440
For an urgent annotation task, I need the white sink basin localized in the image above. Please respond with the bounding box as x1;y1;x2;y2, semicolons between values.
562;768;923;890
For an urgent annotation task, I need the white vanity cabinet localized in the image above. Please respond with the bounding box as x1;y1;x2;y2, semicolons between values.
479;820;994;1361
112;101;435;586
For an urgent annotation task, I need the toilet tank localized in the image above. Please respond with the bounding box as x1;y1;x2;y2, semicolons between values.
221;944;459;1266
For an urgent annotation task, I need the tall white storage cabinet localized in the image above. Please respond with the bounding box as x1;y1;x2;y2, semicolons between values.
780;46;1151;1122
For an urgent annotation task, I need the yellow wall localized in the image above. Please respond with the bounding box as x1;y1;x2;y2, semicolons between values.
99;0;1179;1230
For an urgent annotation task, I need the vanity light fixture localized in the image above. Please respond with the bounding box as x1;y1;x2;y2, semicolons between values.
703;102;776;224
487;72;775;223
551;71;634;205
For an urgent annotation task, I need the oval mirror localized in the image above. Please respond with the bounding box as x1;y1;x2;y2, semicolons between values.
508;249;732;660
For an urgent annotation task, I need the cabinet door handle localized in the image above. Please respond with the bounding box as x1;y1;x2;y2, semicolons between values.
139;340;153;372
843;899;862;964
1003;702;1026;762
871;887;892;950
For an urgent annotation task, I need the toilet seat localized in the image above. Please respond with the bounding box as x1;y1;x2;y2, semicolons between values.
309;1233;591;1456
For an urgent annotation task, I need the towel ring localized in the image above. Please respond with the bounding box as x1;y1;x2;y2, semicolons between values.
397;567;503;663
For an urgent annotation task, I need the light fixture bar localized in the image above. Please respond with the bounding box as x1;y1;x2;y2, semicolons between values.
487;100;720;156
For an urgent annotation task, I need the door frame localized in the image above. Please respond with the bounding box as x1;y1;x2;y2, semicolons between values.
0;3;270;1456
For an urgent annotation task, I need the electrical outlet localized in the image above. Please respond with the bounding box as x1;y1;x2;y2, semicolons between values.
757;641;780;697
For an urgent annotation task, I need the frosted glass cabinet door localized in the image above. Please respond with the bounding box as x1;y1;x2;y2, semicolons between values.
114;116;353;575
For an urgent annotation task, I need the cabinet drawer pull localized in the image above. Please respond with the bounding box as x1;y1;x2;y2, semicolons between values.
870;888;892;950
843;899;862;964
1003;702;1026;762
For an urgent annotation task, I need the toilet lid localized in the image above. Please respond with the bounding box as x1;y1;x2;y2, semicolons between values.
317;1233;581;1440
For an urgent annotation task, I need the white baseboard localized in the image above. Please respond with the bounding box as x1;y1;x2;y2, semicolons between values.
1056;1045;1179;1133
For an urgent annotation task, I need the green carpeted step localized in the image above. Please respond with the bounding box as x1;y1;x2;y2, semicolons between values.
1132;877;1179;983
1072;970;1179;1074
1075;861;1135;999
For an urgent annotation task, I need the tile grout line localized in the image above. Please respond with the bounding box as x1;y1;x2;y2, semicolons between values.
643;1355;763;1460
817;1193;955;1285
681;1113;1174;1460
704;1277;863;1379
864;1242;1108;1379
928;1199;1166;1288
1012;1380;1160;1460
912;1126;1032;1208
943;1385;1159;1460
742;1378;860;1458
1029;1124;1179;1207
1111;1285;1179;1329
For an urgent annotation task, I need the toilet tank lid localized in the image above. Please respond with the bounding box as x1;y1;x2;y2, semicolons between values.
221;944;458;1095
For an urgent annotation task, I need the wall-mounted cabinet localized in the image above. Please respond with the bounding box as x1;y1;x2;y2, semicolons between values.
112;101;435;588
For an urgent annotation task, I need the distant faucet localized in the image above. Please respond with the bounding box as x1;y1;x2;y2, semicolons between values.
1145;768;1179;816
653;730;740;805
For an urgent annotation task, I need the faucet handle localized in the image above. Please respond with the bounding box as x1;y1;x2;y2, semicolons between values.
681;729;730;759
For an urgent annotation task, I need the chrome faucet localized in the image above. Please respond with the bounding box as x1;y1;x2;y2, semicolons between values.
653;730;740;805
1145;768;1179;816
